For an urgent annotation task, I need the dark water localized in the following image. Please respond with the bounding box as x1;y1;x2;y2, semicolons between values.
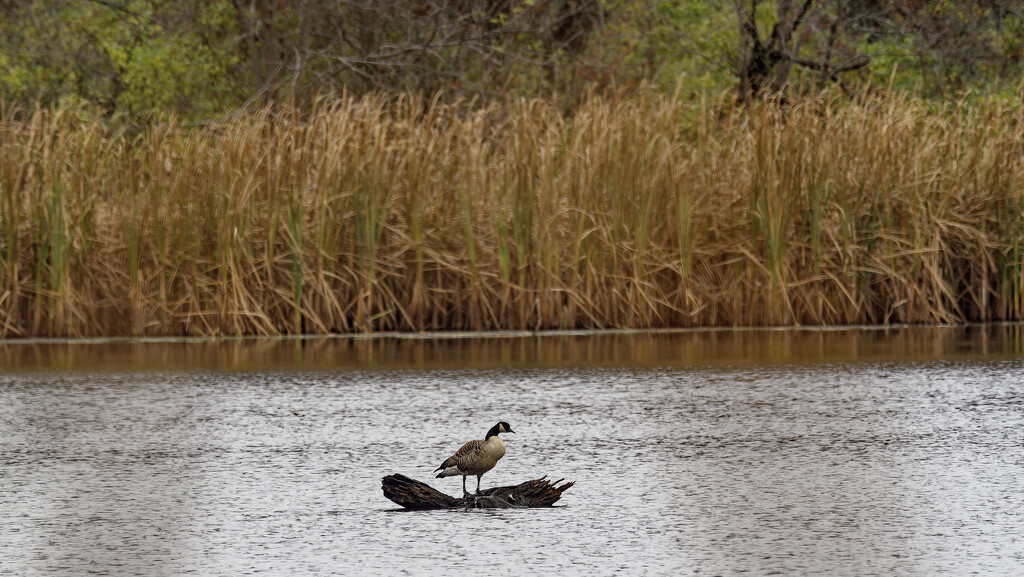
1;326;1023;575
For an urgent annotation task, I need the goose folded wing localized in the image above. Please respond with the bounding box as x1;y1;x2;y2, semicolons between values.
454;440;490;470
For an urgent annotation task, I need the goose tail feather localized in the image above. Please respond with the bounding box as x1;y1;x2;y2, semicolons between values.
435;465;461;478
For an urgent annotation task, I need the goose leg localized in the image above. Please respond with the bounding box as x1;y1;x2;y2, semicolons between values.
475;475;482;496
462;475;469;497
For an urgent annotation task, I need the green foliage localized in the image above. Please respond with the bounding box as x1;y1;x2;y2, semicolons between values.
0;0;240;120
573;2;737;94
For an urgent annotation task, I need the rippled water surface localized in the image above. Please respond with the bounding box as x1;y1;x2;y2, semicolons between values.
2;327;1024;576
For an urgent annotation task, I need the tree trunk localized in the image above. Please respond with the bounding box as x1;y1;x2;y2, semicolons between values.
381;474;574;510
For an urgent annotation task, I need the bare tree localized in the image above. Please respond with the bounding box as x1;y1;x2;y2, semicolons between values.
229;0;605;102
733;0;874;98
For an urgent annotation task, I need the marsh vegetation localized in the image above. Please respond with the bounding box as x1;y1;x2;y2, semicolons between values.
1;89;1022;337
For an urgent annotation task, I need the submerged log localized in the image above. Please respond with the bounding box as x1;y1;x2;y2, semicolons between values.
382;473;574;510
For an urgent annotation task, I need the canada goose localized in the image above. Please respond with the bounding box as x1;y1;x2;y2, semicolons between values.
434;421;514;496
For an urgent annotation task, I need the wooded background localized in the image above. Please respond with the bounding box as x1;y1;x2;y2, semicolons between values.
3;1;1022;119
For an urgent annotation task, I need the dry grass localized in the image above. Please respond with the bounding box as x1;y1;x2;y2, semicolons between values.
1;89;1022;337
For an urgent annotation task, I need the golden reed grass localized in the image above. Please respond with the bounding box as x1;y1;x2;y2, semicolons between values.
1;89;1022;337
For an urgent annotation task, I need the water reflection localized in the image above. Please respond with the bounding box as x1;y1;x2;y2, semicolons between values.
1;324;1022;371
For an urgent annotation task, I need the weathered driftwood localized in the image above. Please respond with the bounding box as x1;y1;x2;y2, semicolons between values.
382;473;574;510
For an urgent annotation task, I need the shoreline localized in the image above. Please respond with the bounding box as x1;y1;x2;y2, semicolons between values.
2;321;1021;346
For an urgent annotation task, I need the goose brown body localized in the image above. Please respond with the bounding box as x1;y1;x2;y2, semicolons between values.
434;421;514;496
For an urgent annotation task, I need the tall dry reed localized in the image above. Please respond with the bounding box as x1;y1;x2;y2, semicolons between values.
1;90;1022;337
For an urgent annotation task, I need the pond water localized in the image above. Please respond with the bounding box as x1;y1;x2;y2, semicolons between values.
1;326;1023;576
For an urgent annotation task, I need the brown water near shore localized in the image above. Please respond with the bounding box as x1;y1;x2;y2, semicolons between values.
2;324;1022;371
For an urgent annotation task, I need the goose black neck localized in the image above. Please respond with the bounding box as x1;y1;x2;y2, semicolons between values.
485;424;501;439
